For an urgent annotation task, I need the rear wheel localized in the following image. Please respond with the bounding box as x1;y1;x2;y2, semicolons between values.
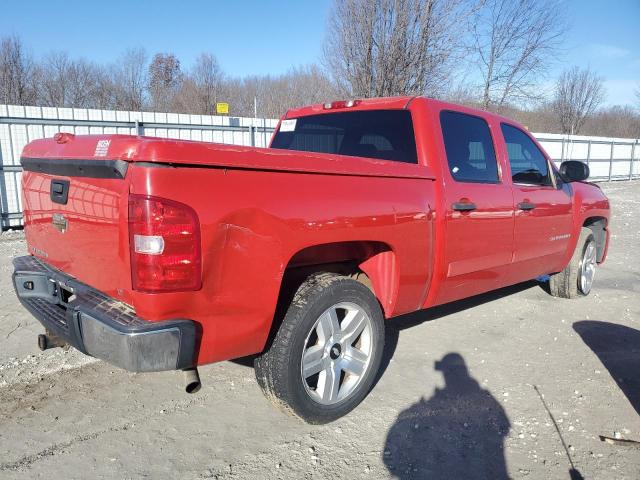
549;227;597;298
254;272;385;424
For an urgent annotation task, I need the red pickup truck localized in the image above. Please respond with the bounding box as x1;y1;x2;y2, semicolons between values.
12;97;610;423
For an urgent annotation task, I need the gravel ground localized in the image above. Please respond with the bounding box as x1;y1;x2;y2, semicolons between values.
0;181;639;480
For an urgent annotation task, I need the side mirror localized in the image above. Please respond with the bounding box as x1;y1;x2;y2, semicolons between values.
560;160;590;182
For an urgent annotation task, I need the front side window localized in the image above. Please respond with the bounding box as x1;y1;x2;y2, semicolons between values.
501;123;552;186
270;110;418;164
440;111;499;183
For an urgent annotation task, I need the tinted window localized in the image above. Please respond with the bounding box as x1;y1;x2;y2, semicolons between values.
270;110;418;164
501;123;551;186
440;111;499;183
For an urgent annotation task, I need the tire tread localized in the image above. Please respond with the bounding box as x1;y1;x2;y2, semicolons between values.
549;227;595;299
254;272;383;423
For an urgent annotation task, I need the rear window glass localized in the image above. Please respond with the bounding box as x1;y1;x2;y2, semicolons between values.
270;110;418;164
440;110;499;183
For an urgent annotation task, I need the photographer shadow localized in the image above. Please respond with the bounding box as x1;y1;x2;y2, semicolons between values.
383;353;510;479
573;320;640;415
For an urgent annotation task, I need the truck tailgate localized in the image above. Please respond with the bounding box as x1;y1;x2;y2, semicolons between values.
21;138;132;298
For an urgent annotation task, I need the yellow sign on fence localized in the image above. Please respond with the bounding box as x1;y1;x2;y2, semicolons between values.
216;103;229;114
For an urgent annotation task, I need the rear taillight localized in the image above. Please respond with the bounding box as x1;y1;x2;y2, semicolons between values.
128;195;202;292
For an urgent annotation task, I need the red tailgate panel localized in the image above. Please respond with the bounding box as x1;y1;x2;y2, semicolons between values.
22;171;132;299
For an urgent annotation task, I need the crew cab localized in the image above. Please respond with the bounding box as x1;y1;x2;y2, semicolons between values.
11;97;610;423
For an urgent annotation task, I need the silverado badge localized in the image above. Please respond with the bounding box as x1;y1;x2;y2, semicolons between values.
52;213;68;233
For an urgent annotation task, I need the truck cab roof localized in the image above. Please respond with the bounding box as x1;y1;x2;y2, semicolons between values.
284;96;528;133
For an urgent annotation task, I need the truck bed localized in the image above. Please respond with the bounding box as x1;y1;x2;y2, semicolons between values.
20;133;437;364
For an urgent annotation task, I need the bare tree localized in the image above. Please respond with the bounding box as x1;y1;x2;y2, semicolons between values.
279;65;338;110
442;82;480;107
111;48;148;110
0;35;37;105
148;53;182;111
472;0;566;110
186;53;224;115
583;105;640;139
90;65;119;109
324;0;474;98
553;66;605;135
38;52;106;108
221;66;337;118
38;52;71;107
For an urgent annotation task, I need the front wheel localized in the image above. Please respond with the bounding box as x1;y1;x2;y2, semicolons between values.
254;272;385;424
549;227;597;298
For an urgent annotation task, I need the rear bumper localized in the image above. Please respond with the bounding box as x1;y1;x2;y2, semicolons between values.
12;255;198;372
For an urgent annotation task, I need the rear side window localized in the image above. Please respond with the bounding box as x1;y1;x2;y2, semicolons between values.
270;110;418;164
501;123;552;186
440;111;499;183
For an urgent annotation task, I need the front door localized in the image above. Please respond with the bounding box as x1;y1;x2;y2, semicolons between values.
499;123;573;280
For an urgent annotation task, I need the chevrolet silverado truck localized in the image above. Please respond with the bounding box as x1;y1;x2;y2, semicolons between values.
12;97;610;423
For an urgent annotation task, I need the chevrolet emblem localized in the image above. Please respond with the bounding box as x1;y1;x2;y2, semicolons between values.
52;213;68;233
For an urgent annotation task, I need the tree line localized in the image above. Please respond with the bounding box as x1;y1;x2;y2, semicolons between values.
1;0;639;138
0;37;338;119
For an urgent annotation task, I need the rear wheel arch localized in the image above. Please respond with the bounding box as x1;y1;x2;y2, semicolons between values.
279;241;398;315
263;241;397;352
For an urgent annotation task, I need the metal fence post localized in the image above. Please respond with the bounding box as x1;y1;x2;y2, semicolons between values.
0;162;5;231
250;125;256;147
1;118;16;230
263;118;267;147
586;140;591;167
608;141;614;181
631;140;637;180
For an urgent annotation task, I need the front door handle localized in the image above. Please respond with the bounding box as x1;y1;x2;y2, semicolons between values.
517;201;536;211
452;201;477;212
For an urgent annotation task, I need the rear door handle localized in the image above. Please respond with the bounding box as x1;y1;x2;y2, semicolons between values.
517;201;536;211
452;201;477;212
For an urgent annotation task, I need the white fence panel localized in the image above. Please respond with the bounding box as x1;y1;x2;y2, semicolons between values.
0;104;278;228
0;103;637;229
535;133;640;182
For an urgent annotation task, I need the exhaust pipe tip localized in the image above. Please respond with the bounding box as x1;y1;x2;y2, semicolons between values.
37;332;67;351
183;367;201;394
37;334;48;351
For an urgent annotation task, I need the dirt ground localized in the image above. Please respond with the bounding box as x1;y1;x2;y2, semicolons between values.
0;181;639;480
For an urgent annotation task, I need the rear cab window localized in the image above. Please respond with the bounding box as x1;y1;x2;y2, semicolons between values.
440;111;500;183
270;110;418;164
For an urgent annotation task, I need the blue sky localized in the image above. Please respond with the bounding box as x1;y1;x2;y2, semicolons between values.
1;0;638;106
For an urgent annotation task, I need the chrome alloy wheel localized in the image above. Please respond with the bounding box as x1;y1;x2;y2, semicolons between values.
300;302;374;405
579;241;597;294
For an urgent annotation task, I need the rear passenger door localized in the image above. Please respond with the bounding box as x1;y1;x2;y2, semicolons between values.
435;111;515;305
500;123;573;278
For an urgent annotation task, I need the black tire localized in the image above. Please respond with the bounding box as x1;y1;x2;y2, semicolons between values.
254;272;385;424
549;227;597;299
